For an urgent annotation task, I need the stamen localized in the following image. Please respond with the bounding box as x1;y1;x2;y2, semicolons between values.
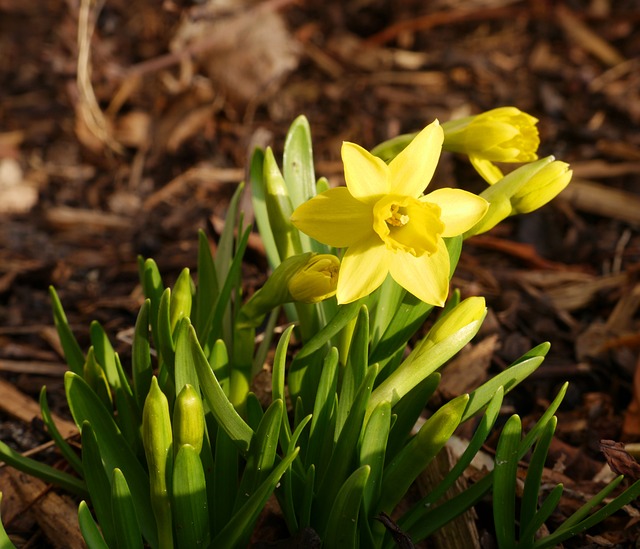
386;204;409;227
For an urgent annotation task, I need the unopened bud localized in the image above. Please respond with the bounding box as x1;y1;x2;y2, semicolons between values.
288;254;340;303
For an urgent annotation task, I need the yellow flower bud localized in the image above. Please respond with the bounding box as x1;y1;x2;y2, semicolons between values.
287;254;340;303
443;107;540;163
173;384;204;455
511;160;572;214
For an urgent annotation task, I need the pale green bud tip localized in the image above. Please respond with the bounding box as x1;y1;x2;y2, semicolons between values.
443;106;540;162
511;161;572;214
173;384;205;455
427;296;486;345
288;254;340;303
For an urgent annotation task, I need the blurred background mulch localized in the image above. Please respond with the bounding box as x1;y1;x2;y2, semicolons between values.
1;0;640;546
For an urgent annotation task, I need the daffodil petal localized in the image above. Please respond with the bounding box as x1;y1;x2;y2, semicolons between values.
389;239;450;306
290;188;373;248
469;156;504;184
342;141;389;202
389;120;443;197
422;189;489;237
337;237;390;304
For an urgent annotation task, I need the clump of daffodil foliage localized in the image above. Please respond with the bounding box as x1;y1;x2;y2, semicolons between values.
2;110;639;549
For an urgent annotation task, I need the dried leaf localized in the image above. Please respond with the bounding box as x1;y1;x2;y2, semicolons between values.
600;440;640;481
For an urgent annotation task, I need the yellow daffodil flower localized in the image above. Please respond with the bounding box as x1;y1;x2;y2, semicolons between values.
290;121;489;306
442;107;540;184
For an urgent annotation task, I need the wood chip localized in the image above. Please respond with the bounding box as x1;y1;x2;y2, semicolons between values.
0;378;76;439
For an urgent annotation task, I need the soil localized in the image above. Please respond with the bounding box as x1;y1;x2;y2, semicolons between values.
1;0;640;546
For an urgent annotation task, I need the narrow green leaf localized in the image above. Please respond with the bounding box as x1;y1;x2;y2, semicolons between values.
462;356;546;423
336;306;369;440
380;394;469;514
141;258;165;353
288;300;362;399
534;477;640;549
306;347;339;472
245;392;264;432
272;325;295;450
0;493;17;549
519;484;564;549
172;444;209;548
111;468;144;549
315;365;378;530
300;465;315;530
214;181;245;284
81;422;117;549
322;466;370;547
82;347;113;411
90;320;120;390
360;401;391;515
249;147;281;270
39;386;83;476
493;415;522;549
520;417;558;543
400;386;504;534
49;286;84;375
236;400;283;511
157;288;176;377
65;372;157;546
194;229;219;338
212;423;239;535
211;448;300;549
114;354;144;459
132;299;153;411
0;439;87;497
78;501;109;549
385;372;440;464
188;325;253;454
283;114;315;210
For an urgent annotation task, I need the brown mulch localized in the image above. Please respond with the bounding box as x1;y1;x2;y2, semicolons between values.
1;0;640;546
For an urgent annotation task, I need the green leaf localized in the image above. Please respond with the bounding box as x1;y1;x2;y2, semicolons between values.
306;347;339;469
336;306;369;440
214;181;245;285
172;444;209;548
0;492;17;549
493;415;522;548
140;258;165;353
534;477;640;549
211;448;300;549
188;324;253;454
380;394;469;514
157;288;176;377
212;423;239;535
65;372;157;546
49;286;84;375
236;400;283;511
81;422;117;549
399;386;504;534
462;348;550;423
272;325;295;449
519;484;563;549
0;439;87;497
360;401;391;515
520;417;558;545
111;468;144;549
132;299;153;411
288;300;362;400
194;229;219;337
322;466;370;547
82;347;113;411
249;147;281;270
77;501;109;549
283;115;316;210
315;365;379;531
264;147;302;261
90;321;120;390
39;386;83;476
384;372;440;464
114;354;144;459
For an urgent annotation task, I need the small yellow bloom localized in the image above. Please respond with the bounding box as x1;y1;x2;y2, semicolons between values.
291;121;489;306
442;107;540;184
288;254;340;303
